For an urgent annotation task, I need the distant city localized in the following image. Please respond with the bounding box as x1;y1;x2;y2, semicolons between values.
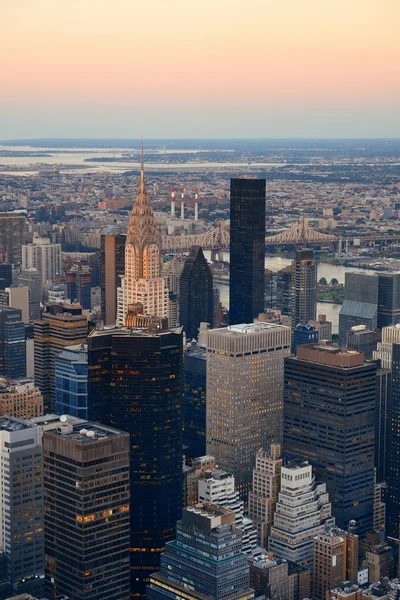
0;137;400;600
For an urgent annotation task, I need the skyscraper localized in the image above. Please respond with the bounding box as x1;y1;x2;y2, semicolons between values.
276;265;292;316
248;444;283;548
147;504;255;600
375;367;391;484
117;150;169;325
66;265;91;309
22;236;61;292
284;344;376;534
229;178;266;325
0;306;26;379
377;272;400;328
290;249;317;328
339;272;378;346
55;343;88;419
43;417;130;600
268;461;334;570
387;342;400;536
34;304;88;410
0;213;28;265
374;323;400;369
206;322;291;499
88;324;183;596
179;246;213;340
183;341;207;460
346;325;381;358
0;417;44;597
100;233;126;325
19;268;42;321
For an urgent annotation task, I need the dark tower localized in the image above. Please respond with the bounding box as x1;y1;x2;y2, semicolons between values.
291;249;317;328
88;325;183;596
229;178;266;325
283;344;376;534
179;246;213;339
387;342;400;536
100;233;126;325
0;306;26;379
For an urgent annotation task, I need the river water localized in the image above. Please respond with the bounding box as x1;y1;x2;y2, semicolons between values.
204;254;367;333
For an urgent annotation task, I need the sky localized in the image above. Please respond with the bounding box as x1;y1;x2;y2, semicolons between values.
1;0;399;139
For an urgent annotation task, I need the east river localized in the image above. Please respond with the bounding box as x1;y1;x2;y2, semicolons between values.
204;253;369;334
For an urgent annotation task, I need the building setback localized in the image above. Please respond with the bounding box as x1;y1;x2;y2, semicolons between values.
207;323;291;500
229;178;266;325
283;344;376;534
43;418;130;600
88;325;183;596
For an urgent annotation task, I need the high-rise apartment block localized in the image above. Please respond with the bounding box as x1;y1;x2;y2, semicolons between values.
66;265;91;310
229;178;266;325
198;469;257;554
0;285;29;323
88;324;183;596
43;418;130;600
183;341;207;459
22;236;61;291
346;325;381;358
284;344;376;534
0;213;28;265
100;233;126;325
34;304;88;410
147;504;255;600
248;444;283;548
339;272;378;346
179;246;213;340
309;313;332;342
0;377;43;418
0;306;26;379
374;324;400;369
18;268;42;321
0;417;44;597
207;322;291;499
268;461;334;570
276;266;292;316
248;553;289;600
183;455;216;507
55;344;88;419
291;249;317;328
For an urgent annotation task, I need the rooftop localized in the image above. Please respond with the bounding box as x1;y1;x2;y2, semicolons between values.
0;416;35;432
295;343;365;367
45;417;126;444
225;322;289;334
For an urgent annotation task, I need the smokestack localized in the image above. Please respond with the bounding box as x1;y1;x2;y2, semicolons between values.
181;188;185;220
195;188;199;221
171;187;175;217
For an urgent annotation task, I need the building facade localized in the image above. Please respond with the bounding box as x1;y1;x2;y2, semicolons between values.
179;246;213;340
18;268;42;321
248;444;283;548
87;325;183;596
290;249;317;328
207;323;291;499
147;504;255;600
377;273;400;329
283;344;376;534
229;178;266;325
387;342;400;536
100;233;126;325
0;307;26;379
0;377;43;418
55;344;88;419
22;236;61;292
339;272;378;346
43;418;130;600
0;213;28;265
346;325;381;358
183;341;207;460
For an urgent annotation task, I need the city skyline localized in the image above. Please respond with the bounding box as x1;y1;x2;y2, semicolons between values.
1;0;399;138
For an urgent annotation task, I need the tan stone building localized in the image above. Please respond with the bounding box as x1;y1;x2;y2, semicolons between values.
0;377;43;419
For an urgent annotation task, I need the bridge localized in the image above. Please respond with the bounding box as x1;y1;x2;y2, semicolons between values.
162;221;230;252
265;219;338;244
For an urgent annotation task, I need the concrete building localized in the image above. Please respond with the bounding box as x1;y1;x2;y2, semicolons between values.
22;236;61;292
248;444;283;548
0;377;43;418
147;504;255;600
284;344;376;534
0;417;44;597
346;325;381;358
34;304;88;411
276;266;292;316
206;322;291;499
268;461;334;571
248;553;289;600
0;286;29;323
43;417;130;600
0;213;28;265
18;268;42;321
309;313;332;342
339;272;378;346
183;455;216;507
291;249;317;328
55;344;88;419
100;233;126;325
373;324;400;369
198;469;257;554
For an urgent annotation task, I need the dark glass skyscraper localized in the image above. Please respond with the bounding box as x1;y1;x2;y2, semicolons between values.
291;249;317;328
229;178;266;325
283;344;376;534
387;342;400;536
179;245;213;339
0;306;26;379
88;325;183;596
183;341;207;460
377;273;400;329
100;233;126;325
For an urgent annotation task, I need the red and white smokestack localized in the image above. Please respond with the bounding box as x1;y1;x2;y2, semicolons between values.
181;188;185;220
171;187;175;217
195;188;199;221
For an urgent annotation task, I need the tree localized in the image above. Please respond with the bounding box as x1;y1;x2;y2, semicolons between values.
330;278;339;286
319;277;328;286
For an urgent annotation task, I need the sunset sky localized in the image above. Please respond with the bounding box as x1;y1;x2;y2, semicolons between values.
1;0;399;138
